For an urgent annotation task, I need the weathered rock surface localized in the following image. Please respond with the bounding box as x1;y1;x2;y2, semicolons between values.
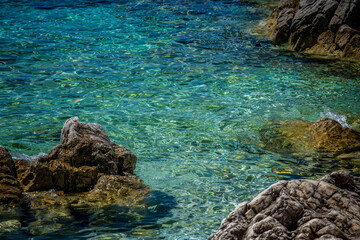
260;118;360;156
20;174;151;236
0;147;23;206
1;117;148;210
87;173;150;206
209;170;360;240
266;0;360;60
25;174;150;210
311;118;360;154
0;117;153;235
16;117;137;193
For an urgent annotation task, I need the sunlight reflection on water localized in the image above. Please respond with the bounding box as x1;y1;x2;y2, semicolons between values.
0;0;360;239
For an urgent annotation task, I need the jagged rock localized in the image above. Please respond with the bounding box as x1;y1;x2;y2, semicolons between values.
266;0;360;60
16;117;137;193
260;118;360;156
0;147;23;206
0;118;150;235
209;171;360;239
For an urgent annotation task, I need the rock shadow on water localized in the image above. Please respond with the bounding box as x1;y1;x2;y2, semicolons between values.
10;190;176;238
0;117;177;238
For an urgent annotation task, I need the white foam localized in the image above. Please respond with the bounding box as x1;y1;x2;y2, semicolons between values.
12;152;47;162
320;108;352;128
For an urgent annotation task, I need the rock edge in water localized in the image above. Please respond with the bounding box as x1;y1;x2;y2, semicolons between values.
0;117;149;208
260;118;360;156
17;116;138;193
0;148;22;206
209;170;360;239
266;0;360;61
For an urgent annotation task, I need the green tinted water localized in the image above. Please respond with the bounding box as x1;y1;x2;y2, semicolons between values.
1;0;360;239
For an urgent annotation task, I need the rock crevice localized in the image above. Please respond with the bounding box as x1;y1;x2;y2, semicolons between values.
0;117;147;210
16;117;137;193
209;171;360;239
267;0;360;60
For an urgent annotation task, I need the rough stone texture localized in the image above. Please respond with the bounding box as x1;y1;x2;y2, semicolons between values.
260;118;360;156
23;174;150;236
266;0;360;60
87;173;150;206
16;117;137;192
26;174;150;209
0;147;23;206
0;118;151;235
311;118;360;154
209;171;360;240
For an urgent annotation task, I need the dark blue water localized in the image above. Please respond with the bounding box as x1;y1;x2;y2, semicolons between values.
1;0;360;239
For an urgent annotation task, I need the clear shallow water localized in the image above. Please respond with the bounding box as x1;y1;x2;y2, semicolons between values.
1;0;360;239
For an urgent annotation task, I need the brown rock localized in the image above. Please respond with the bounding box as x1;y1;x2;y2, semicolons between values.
0;147;23;206
209;171;360;240
329;0;360;31
86;173;150;206
309;30;340;56
26;173;150;209
267;0;360;61
290;0;338;33
335;25;359;49
260;120;315;154
17;117;138;193
311;118;360;154
343;34;360;60
289;24;318;51
0;118;150;235
272;8;297;43
260;118;360;156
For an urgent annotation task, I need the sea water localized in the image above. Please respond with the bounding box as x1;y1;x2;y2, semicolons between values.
1;0;360;239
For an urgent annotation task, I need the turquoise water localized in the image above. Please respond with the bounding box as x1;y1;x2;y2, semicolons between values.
1;0;360;239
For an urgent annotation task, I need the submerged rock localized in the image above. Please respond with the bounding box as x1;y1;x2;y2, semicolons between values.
16;117;137;193
260;118;360;156
266;0;360;60
25;174;150;209
260;120;314;154
311;118;360;154
0;147;23;206
0;118;166;237
0;219;21;233
209;170;360;239
87;173;150;206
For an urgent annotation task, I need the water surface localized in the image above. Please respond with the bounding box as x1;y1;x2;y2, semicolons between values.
1;0;360;239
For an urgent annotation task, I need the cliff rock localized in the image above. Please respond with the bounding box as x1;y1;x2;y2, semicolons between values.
209;170;360;239
267;0;360;60
0;147;23;206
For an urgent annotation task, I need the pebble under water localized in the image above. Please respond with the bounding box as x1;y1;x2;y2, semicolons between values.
1;0;360;239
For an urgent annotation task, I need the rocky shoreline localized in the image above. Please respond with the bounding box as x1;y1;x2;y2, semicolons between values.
1;115;360;238
209;117;360;239
265;0;360;61
209;170;360;239
0;117;150;234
